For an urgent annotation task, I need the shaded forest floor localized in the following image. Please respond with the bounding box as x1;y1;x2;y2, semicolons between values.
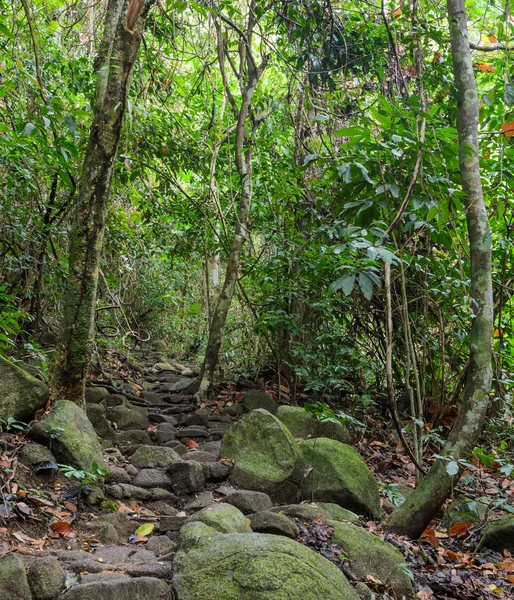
0;350;513;600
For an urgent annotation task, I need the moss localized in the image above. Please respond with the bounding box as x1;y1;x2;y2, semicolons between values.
321;503;360;523
300;438;381;518
270;503;332;523
189;503;252;534
0;356;49;423
27;557;66;600
173;532;359;600
130;445;181;468
483;515;514;552
221;409;304;502
0;554;31;600
332;522;413;598
276;406;350;443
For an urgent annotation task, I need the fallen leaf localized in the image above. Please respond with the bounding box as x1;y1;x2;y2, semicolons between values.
49;521;72;534
135;523;154;537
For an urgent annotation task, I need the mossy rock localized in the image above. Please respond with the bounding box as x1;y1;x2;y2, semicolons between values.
130;445;182;468
29;400;104;471
332;522;413;599
86;403;116;443
174;531;360;600
26;557;66;600
269;503;333;523
321;503;360;523
300;438;381;518
275;406;350;444
188;503;251;534
242;390;277;413
0;356;49;424
221;409;304;503
483;515;514;552
0;554;32;600
21;443;56;466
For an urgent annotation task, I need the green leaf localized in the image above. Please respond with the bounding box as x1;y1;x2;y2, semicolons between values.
358;272;373;300
506;84;514;105
0;23;13;39
24;123;36;136
329;273;356;295
135;522;155;536
445;460;459;476
65;116;77;134
302;153;319;167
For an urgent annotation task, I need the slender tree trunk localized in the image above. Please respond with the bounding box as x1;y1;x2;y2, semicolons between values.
389;0;493;538
51;0;155;407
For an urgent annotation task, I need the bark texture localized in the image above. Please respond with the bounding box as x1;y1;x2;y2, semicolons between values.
51;0;155;407
389;0;493;538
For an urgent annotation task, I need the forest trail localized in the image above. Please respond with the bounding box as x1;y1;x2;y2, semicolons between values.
0;348;513;600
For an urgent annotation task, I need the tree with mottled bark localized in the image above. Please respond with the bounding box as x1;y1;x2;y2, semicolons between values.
389;0;494;538
191;2;268;401
51;0;155;407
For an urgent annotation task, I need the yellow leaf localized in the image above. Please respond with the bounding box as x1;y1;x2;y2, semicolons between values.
135;523;154;537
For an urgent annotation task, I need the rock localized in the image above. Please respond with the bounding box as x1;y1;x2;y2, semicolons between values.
160;515;188;531
321;503;360;522
118;483;152;500
155;423;177;444
164;440;187;455
97;512;137;537
125;464;138;476
242;389;277;413
117;430;153;446
146;535;177;556
0;554;32;600
275;405;350;444
300;438;381;518
220;409;303;503
220;403;245;416
140;391;163;403
270;503;332;523
151;488;176;502
185;491;215;511
21;442;56;466
444;496;488;527
248;510;299;539
331;522;413;599
176;426;210;440
85;521;120;544
184;412;209;428
165;378;193;392
225;490;273;515
354;582;374;599
29;400;104;471
0;356;49;423
483;515;514;552
179;522;219;550
27;557;66;600
85;387;109;404
203;461;232;482
61;575;170;600
190;503;252;534
108;405;148;431
86;404;117;443
167;460;205;494
130;445;182;468
103;394;127;407
147;501;178;515
198;441;221;456
173;531;359;600
84;485;105;505
133;468;172;489
105;466;132;484
182;451;217;463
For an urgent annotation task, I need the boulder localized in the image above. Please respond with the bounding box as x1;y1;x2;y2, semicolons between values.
270;503;332;523
62;575;170;600
225;490;273;515
27;557;66;600
242;389;277;413
0;356;49;424
275;405;350;444
331;522;413;599
173;531;359;600
85;387;109;404
189;503;251;534
321;503;360;523
0;554;32;600
86;403;116;443
117;430;153;446
220;409;303;503
182;451;217;463
108;405;148;431
300;438;381;518
167;460;205;494
483;515;514;552
185;491;215;511
29;400;104;471
105;466;132;484
248;511;299;539
130;445;182;468
21;442;56;466
132;468;172;489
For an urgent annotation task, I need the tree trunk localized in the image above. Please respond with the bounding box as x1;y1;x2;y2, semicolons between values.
50;0;155;407
389;0;493;538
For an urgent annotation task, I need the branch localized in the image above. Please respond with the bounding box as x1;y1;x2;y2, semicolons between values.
470;41;514;52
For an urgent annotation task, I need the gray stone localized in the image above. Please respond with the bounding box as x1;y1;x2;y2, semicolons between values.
225;490;273;515
27;557;66;600
270;503;333;523
204;461;232;482
118;483;152;500
85;521;120;544
198;441;221;456
86;403;116;443
160;515;188;531
105;466;132;484
164;440;187;455
133;468;172;489
248;510;299;539
117;430;153;446
130;445;182;468
182;451;217;463
176;426;210;439
151;488;176;502
167;460;205;494
61;576;170;600
220;403;245;416
21;442;55;466
103;393;127;407
147;501;178;515
483;515;514;552
29;400;104;471
84;485;105;505
242;389;277;413
185;491;215;511
97;512;137;537
85;387;109;404
0;554;32;600
108;405;148;431
0;356;49;424
146;535;177;556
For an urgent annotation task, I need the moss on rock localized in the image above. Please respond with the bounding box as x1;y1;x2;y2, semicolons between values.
300;438;381;518
28;399;104;471
276;406;350;444
321;503;360;522
173;532;360;600
0;554;31;600
220;409;304;503
331;522;413;599
130;445;182;468
189;503;252;534
483;515;514;552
